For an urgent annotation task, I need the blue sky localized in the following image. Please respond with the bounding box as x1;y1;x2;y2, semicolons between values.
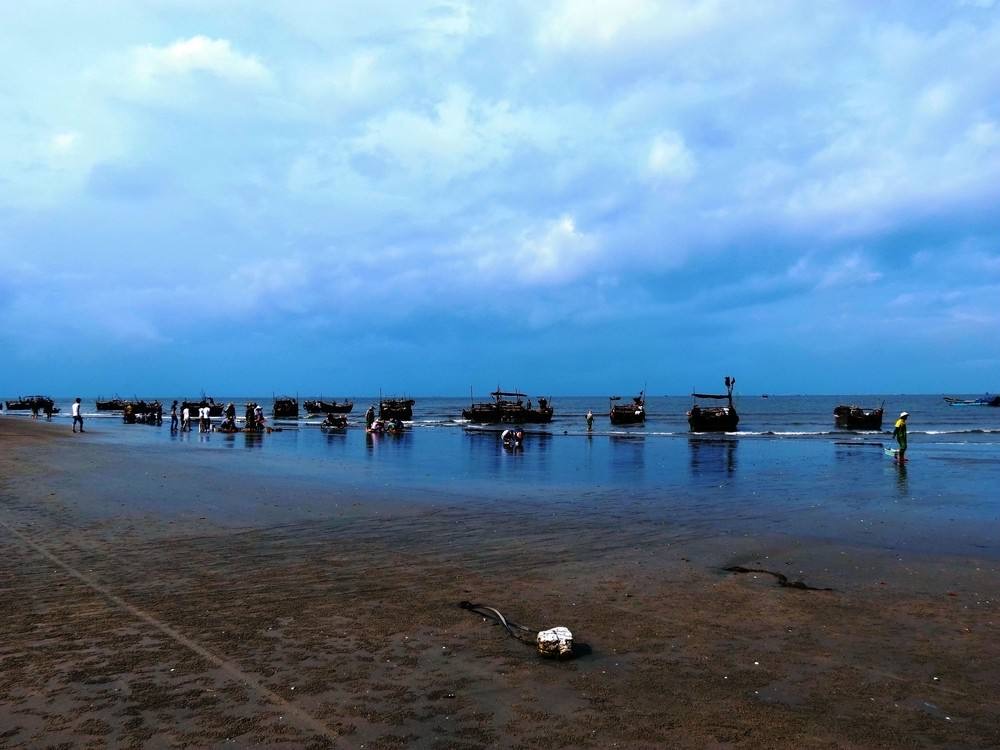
2;1;999;396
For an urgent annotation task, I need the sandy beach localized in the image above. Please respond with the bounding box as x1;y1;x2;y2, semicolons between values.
1;418;998;748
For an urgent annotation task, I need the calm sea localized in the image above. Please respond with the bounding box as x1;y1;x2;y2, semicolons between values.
5;393;999;557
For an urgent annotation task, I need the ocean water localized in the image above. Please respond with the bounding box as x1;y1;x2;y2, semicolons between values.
4;393;999;556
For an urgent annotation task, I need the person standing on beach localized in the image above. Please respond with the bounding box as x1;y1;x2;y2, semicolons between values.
182;405;191;432
586;409;594;431
71;398;85;433
893;411;909;462
170;401;179;431
365;404;376;430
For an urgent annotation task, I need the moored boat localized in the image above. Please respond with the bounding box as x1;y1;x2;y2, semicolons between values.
182;397;223;417
944;395;1000;407
304;398;353;414
380;397;415;420
609;391;645;425
4;395;59;414
833;403;884;430
96;396;127;411
273;396;299;419
688;377;739;432
462;389;553;424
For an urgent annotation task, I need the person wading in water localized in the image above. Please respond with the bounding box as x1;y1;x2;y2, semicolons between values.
893;411;909;462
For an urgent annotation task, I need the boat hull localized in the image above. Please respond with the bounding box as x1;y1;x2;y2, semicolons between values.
304;399;354;414
833;405;883;430
380;399;415;420
273;399;299;419
610;406;645;425
688;407;739;432
462;406;554;424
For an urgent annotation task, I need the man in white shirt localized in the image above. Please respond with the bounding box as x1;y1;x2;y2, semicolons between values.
71;398;84;433
182;406;191;432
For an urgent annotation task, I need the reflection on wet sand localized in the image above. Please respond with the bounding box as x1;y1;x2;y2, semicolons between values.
688;437;738;477
609;434;644;476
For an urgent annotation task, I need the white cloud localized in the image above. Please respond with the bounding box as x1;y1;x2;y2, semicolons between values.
645;131;696;183
788;251;882;290
50;131;79;153
513;216;600;285
538;0;721;50
133;36;272;85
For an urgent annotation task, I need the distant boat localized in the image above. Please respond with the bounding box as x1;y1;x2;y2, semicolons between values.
463;389;553;424
688;377;739;432
4;395;59;414
304;398;353;414
273;396;299;419
96;396;127;411
380;397;415;420
833;404;884;430
944;395;1000;407
609;391;645;425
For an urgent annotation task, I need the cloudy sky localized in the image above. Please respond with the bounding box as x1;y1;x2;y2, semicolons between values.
2;1;999;396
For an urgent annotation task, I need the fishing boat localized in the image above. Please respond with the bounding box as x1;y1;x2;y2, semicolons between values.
181;397;223;417
95;396;127;411
4;395;59;414
462;389;554;424
303;398;353;414
688;377;739;432
272;396;299;419
833;403;884;430
380;397;415;420
943;395;1000;407
123;401;162;425
609;391;645;425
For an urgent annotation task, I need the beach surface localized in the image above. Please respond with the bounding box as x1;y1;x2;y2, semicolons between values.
1;418;998;748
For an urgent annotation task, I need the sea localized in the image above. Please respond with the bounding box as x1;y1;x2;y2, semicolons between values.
4;393;999;558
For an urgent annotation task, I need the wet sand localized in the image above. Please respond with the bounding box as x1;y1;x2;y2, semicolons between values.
1;418;998;748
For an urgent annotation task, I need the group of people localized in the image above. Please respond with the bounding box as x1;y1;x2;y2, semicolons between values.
166;400;251;433
364;404;404;434
501;427;525;449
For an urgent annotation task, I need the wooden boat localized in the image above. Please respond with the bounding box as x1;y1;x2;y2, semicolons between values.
96;396;127;411
688;377;739;432
462;389;553;424
833;404;884;430
182;397;223;417
609;391;645;425
123;401;162;424
5;395;58;413
272;396;299;419
380;397;415;420
944;395;1000;407
304;398;354;414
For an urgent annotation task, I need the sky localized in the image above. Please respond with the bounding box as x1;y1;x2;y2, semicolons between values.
2;0;999;397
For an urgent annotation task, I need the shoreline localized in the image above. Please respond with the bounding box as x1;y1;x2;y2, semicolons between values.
2;419;998;747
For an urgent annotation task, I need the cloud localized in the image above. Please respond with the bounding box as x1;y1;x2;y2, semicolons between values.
4;2;1000;392
645;131;696;183
133;36;272;86
50;131;79;153
510;216;601;285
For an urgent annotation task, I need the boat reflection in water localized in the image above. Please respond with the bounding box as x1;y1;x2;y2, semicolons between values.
688;437;738;477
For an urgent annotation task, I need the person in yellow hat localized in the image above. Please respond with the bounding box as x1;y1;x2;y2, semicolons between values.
893;411;909;462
